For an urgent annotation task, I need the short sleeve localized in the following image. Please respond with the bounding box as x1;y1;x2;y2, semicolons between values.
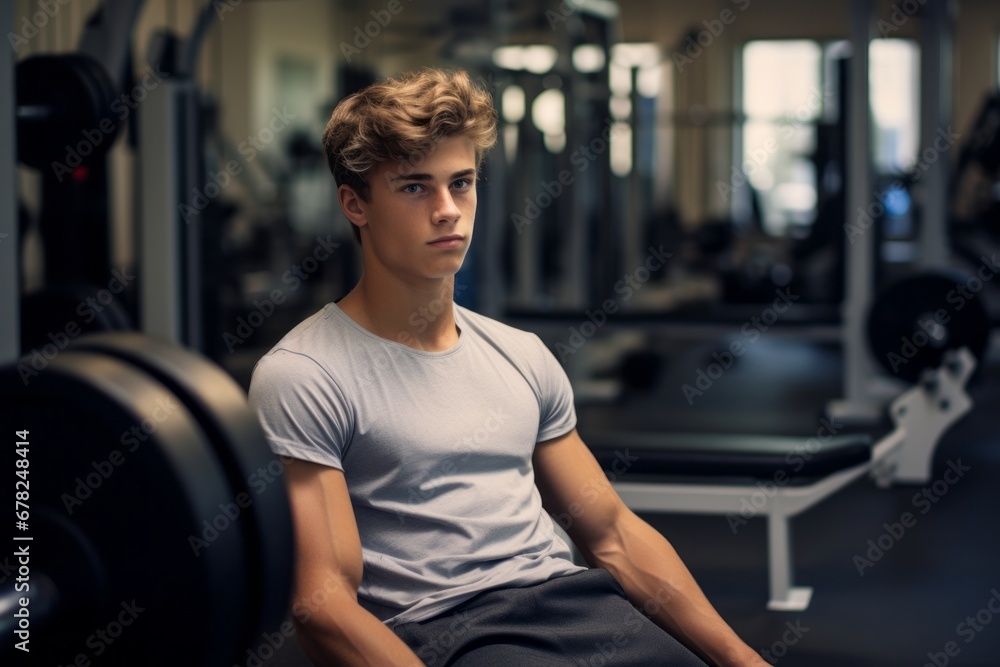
532;334;578;442
248;349;353;471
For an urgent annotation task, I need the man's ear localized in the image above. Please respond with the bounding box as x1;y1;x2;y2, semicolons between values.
338;184;368;231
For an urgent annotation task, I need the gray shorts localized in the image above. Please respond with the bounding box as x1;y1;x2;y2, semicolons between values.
392;568;710;667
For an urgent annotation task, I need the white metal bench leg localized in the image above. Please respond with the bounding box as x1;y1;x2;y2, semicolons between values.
766;512;813;611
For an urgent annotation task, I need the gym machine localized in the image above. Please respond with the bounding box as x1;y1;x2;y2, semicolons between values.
831;0;960;421
14;0;144;357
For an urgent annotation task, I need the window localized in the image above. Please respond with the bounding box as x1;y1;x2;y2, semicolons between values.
870;39;920;173
741;40;823;235
740;39;920;236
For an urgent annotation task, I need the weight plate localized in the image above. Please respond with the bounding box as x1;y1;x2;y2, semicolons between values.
67;332;294;653
867;272;991;384
16;55;119;171
0;350;245;665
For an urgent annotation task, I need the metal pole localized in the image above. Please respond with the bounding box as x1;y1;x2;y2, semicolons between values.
1;2;18;362
917;0;953;269
829;0;885;422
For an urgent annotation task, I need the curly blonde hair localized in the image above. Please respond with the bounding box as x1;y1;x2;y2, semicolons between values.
322;68;498;243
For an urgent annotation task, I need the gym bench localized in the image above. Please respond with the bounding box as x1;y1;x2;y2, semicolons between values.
583;347;976;611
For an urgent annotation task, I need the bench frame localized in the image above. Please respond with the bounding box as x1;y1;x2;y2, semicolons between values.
607;348;976;611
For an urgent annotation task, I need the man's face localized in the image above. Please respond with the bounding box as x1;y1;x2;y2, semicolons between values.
354;135;478;283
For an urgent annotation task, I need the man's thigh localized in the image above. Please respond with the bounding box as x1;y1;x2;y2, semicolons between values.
392;568;709;667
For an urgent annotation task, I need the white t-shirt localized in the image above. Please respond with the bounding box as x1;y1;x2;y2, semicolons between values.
248;302;585;627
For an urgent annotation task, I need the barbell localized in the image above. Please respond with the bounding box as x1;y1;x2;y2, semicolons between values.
0;333;293;666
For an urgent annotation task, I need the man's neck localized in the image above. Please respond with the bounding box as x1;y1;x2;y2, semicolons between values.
337;272;459;352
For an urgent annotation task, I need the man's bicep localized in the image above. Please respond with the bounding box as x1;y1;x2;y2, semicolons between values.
284;458;363;605
533;429;627;555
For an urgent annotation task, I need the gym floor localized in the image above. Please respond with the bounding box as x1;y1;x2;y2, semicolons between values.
257;336;1000;666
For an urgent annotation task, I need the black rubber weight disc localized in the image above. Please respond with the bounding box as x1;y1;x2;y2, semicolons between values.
867;272;991;384
0;350;245;665
16;54;119;170
66;332;294;650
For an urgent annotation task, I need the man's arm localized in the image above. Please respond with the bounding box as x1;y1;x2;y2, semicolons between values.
283;458;425;667
532;429;767;667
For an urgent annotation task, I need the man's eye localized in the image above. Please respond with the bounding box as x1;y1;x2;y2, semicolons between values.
402;184;421;193
453;179;472;189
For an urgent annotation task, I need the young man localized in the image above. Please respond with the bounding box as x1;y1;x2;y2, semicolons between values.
249;68;767;667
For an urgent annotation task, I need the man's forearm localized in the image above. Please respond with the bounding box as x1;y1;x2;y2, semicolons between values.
584;510;766;667
295;591;426;667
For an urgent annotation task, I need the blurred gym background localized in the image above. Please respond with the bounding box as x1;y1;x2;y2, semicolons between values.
5;0;1000;665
